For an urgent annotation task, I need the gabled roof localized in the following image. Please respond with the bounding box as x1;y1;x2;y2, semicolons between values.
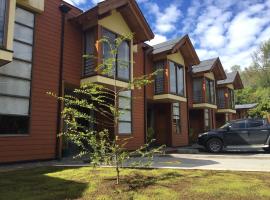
72;0;154;43
235;103;258;110
151;35;200;66
192;57;227;80
217;71;244;89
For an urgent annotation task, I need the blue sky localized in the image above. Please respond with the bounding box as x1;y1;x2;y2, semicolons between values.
64;0;270;71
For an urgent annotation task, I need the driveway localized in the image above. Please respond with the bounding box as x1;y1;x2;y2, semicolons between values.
1;152;270;172
145;153;270;172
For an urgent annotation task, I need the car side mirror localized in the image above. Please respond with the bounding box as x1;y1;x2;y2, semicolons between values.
226;126;231;131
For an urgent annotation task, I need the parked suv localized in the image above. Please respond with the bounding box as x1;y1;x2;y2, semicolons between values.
198;119;270;153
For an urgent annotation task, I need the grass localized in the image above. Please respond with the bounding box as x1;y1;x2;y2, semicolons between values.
0;167;270;200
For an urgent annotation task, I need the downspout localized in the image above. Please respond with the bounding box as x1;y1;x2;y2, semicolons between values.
142;44;153;143
56;4;71;160
186;67;192;145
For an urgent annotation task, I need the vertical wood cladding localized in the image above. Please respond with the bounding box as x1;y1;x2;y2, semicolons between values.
117;43;145;150
0;0;82;163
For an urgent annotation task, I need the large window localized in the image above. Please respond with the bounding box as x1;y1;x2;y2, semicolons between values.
169;61;184;96
217;88;225;108
172;103;181;134
154;61;164;94
102;28;130;81
193;78;203;103
0;7;34;134
118;91;132;134
229;89;234;109
84;29;96;76
0;0;7;46
205;78;215;104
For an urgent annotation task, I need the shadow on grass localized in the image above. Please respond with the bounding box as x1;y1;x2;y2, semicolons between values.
105;171;182;192
0;166;88;200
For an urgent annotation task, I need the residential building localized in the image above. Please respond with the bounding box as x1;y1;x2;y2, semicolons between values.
0;0;244;163
188;58;227;142
216;71;244;128
145;36;200;147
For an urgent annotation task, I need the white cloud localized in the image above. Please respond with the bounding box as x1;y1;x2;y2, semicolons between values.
145;3;181;34
146;34;167;46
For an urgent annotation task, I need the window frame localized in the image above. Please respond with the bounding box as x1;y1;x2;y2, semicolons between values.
169;60;185;97
172;102;181;134
101;27;131;82
0;0;9;48
0;7;35;136
205;77;215;104
118;90;133;135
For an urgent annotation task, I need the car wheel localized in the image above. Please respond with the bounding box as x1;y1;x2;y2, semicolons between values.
206;138;223;153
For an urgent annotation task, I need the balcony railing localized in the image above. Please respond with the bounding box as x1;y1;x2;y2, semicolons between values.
193;77;216;105
217;88;235;109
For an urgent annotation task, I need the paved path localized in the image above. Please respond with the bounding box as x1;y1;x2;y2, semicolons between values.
145;153;270;172
1;152;270;172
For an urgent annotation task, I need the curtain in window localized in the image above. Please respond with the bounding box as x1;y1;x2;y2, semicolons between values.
117;41;130;80
0;0;7;46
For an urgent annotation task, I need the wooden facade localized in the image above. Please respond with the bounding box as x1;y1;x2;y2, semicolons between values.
0;0;244;163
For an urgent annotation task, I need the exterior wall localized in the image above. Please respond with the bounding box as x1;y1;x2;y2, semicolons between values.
0;0;82;163
171;101;189;147
118;43;145;149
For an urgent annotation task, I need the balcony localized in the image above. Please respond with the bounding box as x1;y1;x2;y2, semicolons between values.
216;88;236;114
153;59;187;103
192;77;217;109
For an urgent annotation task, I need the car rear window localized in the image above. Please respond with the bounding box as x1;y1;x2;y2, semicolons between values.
231;121;246;129
248;120;264;128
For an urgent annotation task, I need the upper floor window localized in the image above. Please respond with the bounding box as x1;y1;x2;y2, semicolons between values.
205;78;215;104
154;61;165;94
193;78;203;103
84;29;96;76
217;88;225;108
0;0;7;47
102;28;130;81
169;61;184;96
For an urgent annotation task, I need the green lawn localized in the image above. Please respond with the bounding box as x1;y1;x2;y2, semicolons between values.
0;167;270;200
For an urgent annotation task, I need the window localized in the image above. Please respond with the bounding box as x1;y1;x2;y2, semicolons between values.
231;121;246;129
0;0;7;46
248;120;264;128
205;78;215;104
102;28;130;81
193;78;203;103
84;29;96;76
204;109;210;131
173;103;181;134
169;61;184;96
154;61;164;94
230;89;234;109
0;7;34;135
217;89;225;108
118;91;132;134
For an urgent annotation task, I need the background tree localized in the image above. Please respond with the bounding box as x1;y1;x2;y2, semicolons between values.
50;34;164;185
234;39;270;118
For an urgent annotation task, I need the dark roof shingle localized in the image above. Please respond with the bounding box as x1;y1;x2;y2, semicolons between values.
217;71;237;85
152;37;183;55
191;58;217;73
